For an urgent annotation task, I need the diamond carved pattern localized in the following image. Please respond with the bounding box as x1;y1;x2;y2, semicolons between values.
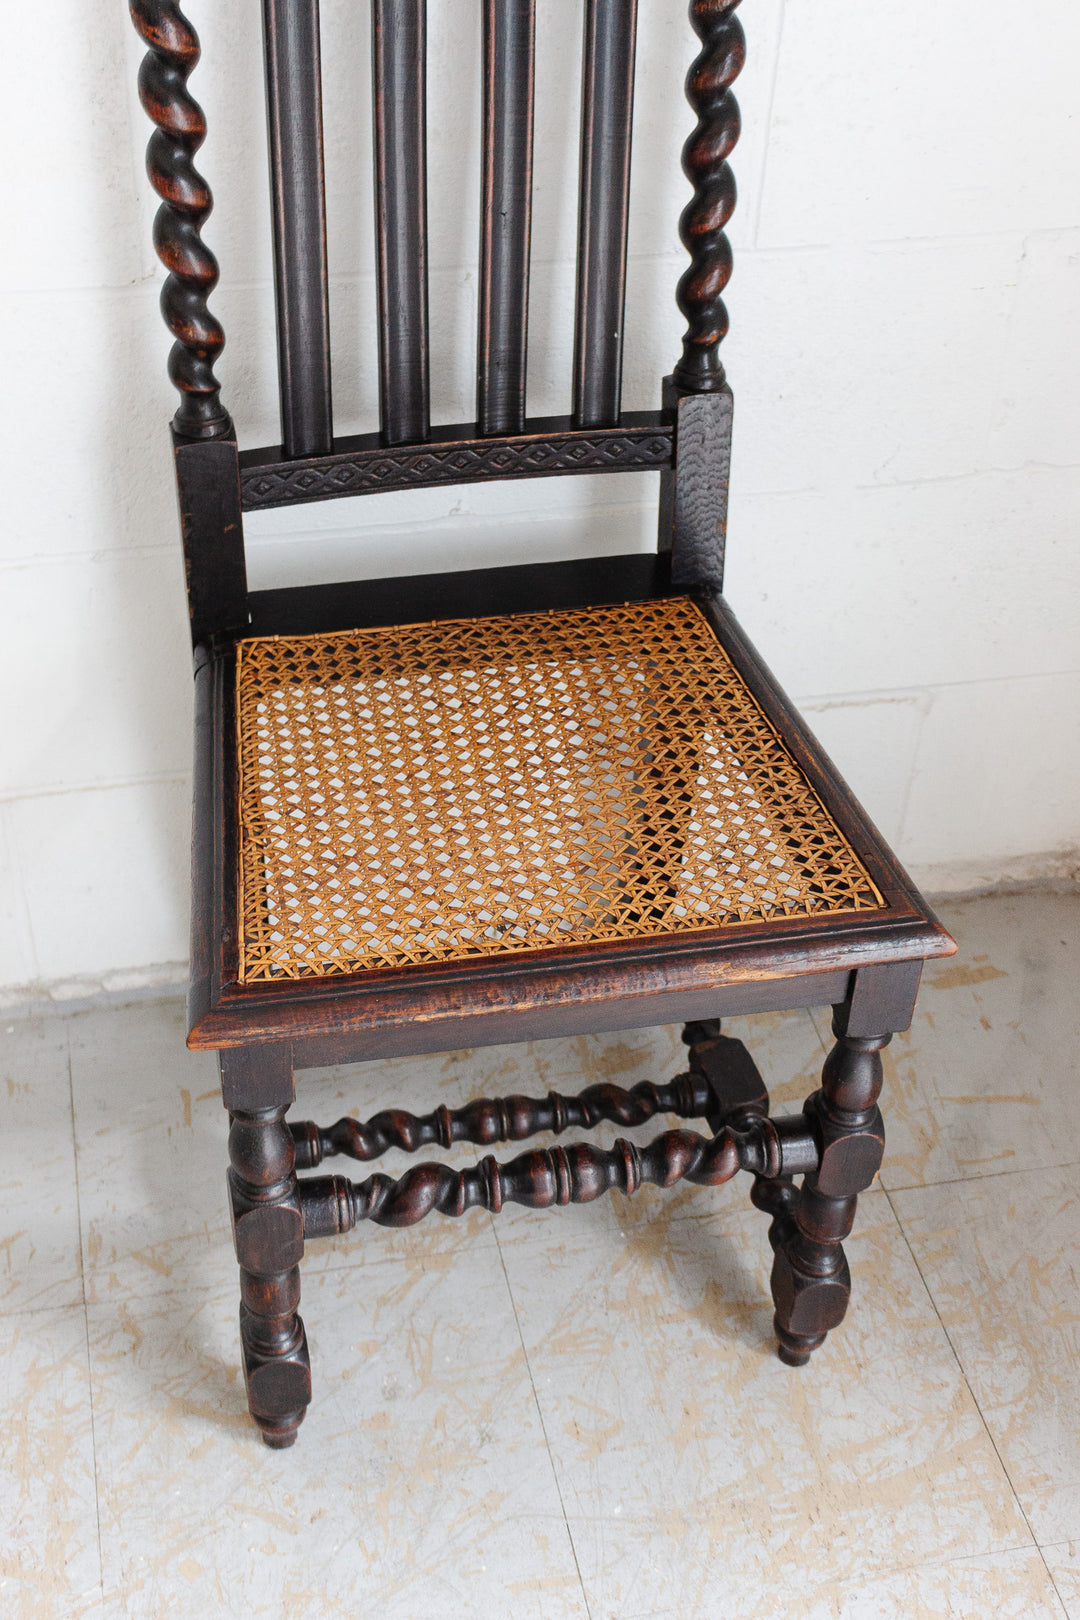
239;425;673;509
235;598;884;983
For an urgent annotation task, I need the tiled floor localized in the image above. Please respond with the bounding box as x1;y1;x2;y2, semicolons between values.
1;890;1078;1618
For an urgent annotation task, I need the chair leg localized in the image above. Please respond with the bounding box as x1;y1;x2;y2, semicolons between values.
770;1010;890;1366
682;1019;795;1217
224;1057;311;1447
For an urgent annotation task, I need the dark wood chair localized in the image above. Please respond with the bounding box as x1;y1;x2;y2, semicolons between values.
130;0;956;1447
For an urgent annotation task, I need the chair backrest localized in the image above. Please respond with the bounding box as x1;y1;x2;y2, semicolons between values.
130;0;744;645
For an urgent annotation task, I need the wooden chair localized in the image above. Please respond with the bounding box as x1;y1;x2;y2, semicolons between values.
130;0;956;1448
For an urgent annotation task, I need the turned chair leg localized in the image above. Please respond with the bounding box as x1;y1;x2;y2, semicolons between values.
682;1018;800;1225
221;1050;311;1448
770;1007;890;1367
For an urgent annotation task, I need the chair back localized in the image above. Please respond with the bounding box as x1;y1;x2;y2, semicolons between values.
130;0;744;642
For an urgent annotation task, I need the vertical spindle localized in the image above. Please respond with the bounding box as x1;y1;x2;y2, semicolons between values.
262;0;334;457
572;0;639;428
477;0;536;435
372;0;430;444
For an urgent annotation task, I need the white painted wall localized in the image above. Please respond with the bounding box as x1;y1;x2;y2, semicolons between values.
2;0;1079;999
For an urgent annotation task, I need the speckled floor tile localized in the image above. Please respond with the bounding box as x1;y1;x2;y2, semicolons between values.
819;892;1080;1191
500;1187;1032;1613
892;1162;1080;1547
793;1546;1065;1619
0;1305;102;1618
87;1247;586;1619
1040;1542;1080;1618
0;1018;83;1312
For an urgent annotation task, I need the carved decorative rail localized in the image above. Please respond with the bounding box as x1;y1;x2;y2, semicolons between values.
298;1113;817;1235
130;0;231;439
238;413;673;510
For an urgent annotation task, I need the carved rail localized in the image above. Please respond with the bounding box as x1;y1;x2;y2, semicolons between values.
291;1072;714;1169
238;414;673;510
130;0;231;438
298;1115;820;1236
672;0;745;392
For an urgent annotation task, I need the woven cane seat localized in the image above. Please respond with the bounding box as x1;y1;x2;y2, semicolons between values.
234;597;884;983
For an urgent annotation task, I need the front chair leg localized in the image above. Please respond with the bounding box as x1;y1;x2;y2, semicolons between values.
227;1103;311;1447
770;1010;890;1367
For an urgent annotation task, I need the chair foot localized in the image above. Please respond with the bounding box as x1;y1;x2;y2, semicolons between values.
253;1409;306;1448
774;1316;826;1367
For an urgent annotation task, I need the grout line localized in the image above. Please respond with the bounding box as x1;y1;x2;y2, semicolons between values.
1038;1549;1073;1619
1028;1542;1075;1619
491;1225;594;1620
67;1026;107;1608
883;1157;1080;1197
883;1185;1050;1568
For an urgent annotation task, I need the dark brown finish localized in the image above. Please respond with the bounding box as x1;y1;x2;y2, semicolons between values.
227;1100;310;1447
248;553;673;638
770;1008;889;1366
262;0;333;458
573;0;639;427
285;969;855;1071
130;0;231;440
172;433;248;646
239;413;672;509
299;1115;809;1235
130;0;958;1445
478;0;536;435
659;383;733;591
222;1048;308;1443
687;1022;813;1223
688;1030;770;1124
672;0;744;392
291;1072;713;1169
372;0;429;445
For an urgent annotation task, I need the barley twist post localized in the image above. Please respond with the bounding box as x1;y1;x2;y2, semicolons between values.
672;0;745;392
130;0;231;438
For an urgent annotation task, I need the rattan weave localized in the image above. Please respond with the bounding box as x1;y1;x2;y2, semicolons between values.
235;597;884;982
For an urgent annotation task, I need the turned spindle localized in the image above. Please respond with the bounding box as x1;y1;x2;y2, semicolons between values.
299;1116;820;1238
290;1072;712;1169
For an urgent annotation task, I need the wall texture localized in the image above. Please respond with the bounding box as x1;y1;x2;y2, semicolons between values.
2;0;1079;1000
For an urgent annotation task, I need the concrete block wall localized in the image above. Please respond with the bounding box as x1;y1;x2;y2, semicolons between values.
2;0;1078;999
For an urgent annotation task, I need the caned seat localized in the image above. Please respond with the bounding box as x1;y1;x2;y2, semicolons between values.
236;598;883;983
132;0;956;1450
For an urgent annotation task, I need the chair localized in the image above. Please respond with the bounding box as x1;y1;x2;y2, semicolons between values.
130;0;956;1448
